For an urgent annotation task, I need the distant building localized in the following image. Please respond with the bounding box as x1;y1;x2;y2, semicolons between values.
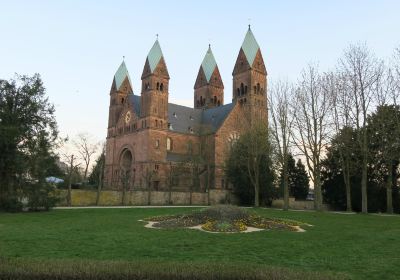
104;27;268;192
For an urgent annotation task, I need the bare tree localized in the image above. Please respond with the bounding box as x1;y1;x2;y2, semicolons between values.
338;44;383;213
63;154;80;206
269;80;296;210
142;166;154;205
292;64;332;211
74;133;99;182
236;121;270;207
324;71;355;212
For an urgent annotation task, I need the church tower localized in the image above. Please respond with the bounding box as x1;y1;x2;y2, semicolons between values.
108;60;133;129
140;39;170;129
232;26;267;123
194;45;224;109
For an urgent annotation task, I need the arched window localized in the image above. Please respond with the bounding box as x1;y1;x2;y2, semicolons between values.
214;96;217;104
167;137;172;151
160;120;163;127
257;83;260;93
155;119;158;127
237;88;240;96
155;139;160;148
254;86;257;94
156;82;160;90
160;83;164;92
245;86;248;94
121;98;124;104
240;83;244;95
217;100;221;106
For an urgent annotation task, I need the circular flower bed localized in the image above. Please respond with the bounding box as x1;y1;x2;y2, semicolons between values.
143;205;308;233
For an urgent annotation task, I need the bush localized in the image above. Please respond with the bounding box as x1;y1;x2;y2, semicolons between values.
24;182;59;211
0;196;23;212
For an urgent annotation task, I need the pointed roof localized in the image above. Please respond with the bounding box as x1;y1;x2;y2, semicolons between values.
241;26;260;66
201;45;217;82
147;40;164;73
114;61;132;90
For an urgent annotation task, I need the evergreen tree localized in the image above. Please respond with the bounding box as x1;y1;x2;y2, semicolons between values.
279;154;309;200
292;159;309;200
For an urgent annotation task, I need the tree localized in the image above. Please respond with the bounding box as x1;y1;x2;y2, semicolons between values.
368;105;400;213
278;154;309;200
338;44;383;213
269;80;296;210
0;74;58;211
74;133;98;182
88;144;105;205
225;122;275;207
326;71;355;211
292;64;332;211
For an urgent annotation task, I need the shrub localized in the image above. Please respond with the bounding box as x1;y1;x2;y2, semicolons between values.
0;196;23;213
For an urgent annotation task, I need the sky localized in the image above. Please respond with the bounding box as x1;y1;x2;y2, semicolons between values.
1;0;399;144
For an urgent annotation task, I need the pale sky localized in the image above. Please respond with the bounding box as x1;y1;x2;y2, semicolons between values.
1;0;399;144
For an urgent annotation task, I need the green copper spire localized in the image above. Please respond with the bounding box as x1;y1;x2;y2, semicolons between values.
241;27;260;66
201;45;217;83
147;39;164;73
114;60;132;90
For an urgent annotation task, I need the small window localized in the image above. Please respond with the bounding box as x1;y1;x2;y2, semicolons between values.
156;82;160;90
155;119;158;127
167;137;172;151
155;139;160;148
154;164;159;171
160;83;164;92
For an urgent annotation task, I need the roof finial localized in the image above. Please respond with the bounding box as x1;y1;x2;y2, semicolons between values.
123;55;125;61
156;33;159;40
248;18;251;30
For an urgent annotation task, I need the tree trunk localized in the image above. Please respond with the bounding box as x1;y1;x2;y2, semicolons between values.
283;159;289;211
345;169;352;212
254;174;260;207
207;164;211;206
361;147;368;213
313;171;322;211
343;160;352;212
96;160;103;206
147;182;151;206
168;163;172;205
67;155;74;207
386;163;393;214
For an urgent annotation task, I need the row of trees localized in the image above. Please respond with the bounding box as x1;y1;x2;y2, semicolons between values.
235;43;400;213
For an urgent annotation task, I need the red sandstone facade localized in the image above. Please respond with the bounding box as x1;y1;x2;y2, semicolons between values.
104;27;268;193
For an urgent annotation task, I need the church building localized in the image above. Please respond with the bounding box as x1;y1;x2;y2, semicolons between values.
104;27;268;193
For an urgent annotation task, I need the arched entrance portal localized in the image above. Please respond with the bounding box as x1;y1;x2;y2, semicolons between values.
120;149;133;171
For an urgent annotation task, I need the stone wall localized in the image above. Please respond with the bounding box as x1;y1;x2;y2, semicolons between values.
57;189;233;207
271;198;331;211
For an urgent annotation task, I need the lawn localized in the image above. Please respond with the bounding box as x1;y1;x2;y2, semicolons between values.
0;207;399;279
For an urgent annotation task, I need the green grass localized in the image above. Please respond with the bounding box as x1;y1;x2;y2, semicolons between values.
0;208;399;279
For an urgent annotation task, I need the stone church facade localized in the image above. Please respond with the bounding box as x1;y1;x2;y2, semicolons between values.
104;27;268;193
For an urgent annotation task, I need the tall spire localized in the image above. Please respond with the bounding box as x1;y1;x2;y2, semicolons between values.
147;39;164;73
241;27;260;66
201;45;217;83
114;60;132;91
